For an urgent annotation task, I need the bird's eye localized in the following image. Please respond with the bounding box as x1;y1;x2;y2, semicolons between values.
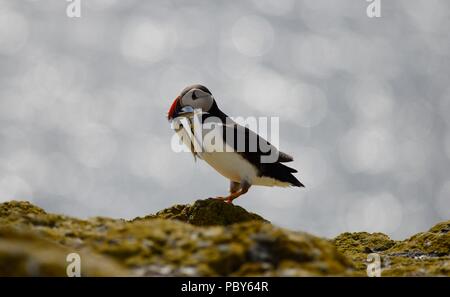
192;91;198;100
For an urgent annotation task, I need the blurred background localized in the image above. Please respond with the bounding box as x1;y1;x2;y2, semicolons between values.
0;0;449;239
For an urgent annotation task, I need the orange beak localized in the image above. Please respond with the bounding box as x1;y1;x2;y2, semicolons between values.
167;96;180;120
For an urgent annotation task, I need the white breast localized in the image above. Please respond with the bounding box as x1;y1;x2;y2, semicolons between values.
201;151;291;187
173;115;291;187
200;151;257;183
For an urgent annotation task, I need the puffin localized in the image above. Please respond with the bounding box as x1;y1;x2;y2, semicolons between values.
167;84;304;203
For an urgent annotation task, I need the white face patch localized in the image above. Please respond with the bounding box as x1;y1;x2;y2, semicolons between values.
180;89;214;112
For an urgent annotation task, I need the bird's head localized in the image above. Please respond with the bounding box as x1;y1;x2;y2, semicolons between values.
167;84;215;120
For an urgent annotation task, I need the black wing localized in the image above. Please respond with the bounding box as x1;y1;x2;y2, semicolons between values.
223;123;304;187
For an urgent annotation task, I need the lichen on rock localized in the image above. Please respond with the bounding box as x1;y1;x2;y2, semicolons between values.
334;222;450;276
0;200;448;276
133;198;269;226
0;226;128;276
0;200;350;276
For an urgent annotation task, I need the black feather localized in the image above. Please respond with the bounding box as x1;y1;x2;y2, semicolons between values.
224;124;304;187
203;100;304;188
260;162;304;187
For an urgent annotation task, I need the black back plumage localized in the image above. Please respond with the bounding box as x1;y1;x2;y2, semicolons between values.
231;125;304;188
203;102;304;188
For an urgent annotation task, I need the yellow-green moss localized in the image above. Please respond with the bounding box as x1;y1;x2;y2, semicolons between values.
0;200;448;276
134;198;269;226
0;227;128;276
388;221;450;256
333;221;450;276
0;200;350;276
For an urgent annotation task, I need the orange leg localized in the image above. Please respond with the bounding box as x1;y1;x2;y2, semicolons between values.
215;181;251;204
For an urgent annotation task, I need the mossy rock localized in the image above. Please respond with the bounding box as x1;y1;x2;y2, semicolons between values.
334;221;450;276
134;198;269;226
0;200;448;276
0;227;128;276
334;232;396;271
0;200;350;276
388;221;450;257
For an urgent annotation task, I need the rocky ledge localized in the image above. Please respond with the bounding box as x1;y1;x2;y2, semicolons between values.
0;199;448;276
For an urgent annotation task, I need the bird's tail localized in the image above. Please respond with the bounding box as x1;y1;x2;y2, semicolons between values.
262;163;304;187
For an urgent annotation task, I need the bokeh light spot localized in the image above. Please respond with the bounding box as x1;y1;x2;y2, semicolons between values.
232;15;274;57
0;9;28;55
345;192;403;234
121;18;176;64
